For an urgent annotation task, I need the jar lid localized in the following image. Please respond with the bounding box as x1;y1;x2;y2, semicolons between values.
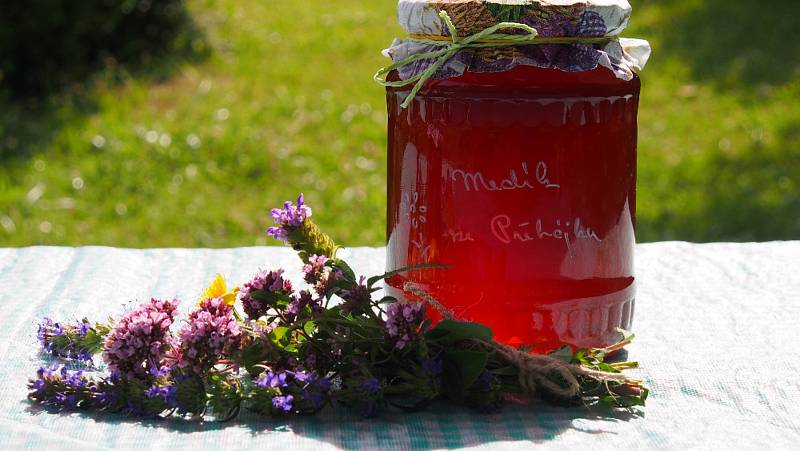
398;0;634;37
379;0;651;108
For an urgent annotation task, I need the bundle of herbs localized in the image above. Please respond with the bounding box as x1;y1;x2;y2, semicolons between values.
29;195;646;420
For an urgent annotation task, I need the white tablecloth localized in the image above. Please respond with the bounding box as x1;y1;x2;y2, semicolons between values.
0;242;798;450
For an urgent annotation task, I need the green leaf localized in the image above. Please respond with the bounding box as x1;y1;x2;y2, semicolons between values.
303;320;316;336
250;290;292;305
548;345;574;363
332;260;356;282
441;350;489;402
376;295;398;304
426;320;494;343
366;263;447;289
270;326;290;347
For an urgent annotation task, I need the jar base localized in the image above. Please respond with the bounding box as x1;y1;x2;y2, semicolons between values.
385;280;634;353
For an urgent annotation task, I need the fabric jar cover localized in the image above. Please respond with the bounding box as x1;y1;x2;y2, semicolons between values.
386;0;651;81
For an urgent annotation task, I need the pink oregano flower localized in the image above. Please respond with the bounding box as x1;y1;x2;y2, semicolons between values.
102;298;179;381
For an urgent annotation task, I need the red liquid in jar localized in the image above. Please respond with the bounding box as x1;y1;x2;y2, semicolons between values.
385;65;640;353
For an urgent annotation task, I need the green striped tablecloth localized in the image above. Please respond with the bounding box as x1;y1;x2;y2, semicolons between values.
0;243;798;450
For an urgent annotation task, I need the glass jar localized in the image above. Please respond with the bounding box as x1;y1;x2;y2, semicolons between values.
384;64;640;352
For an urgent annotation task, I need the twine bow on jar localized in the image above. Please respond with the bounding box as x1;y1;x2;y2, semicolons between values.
375;10;615;108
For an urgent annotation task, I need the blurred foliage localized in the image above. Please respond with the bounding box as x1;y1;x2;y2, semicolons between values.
631;0;800;241
0;0;797;247
0;0;206;96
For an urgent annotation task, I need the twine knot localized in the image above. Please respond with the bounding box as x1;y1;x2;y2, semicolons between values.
403;282;628;399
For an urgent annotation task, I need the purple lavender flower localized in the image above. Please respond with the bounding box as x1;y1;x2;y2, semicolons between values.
422;357;444;376
37;318;63;341
144;385;162;398
37;318;95;362
292;370;316;384
172;297;241;374
272;394;294;412
256;370;290;389
31;378;46;393
315;377;332;392
266;194;312;242
66;370;86;388
55;393;78;408
238;269;294;319
144;384;178;408
94;391;117;407
102;298;179;382
251;369;330;414
37;318;60;353
149;364;172;379
359;377;381;394
78;321;91;337
385;301;424;350
28;364;117;411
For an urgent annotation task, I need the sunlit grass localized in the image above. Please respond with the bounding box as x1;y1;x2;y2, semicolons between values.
0;0;797;247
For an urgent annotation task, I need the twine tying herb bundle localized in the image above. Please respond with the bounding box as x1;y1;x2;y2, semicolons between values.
404;283;635;400
375;11;615;108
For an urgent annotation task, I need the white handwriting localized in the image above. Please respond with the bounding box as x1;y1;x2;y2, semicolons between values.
490;214;602;252
450;161;560;193
443;228;475;243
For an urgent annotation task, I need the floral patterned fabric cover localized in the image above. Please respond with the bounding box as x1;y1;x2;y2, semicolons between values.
387;0;651;81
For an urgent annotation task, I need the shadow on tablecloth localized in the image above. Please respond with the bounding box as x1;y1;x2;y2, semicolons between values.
23;399;643;449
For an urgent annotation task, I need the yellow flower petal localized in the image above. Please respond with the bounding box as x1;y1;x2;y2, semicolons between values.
221;290;238;306
205;274;227;297
199;274;230;306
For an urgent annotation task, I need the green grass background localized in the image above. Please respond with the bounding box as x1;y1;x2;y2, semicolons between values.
1;0;798;247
